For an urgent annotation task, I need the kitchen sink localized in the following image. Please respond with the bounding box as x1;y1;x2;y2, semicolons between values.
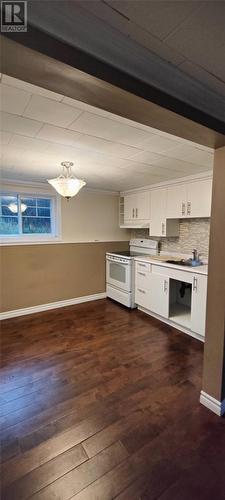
165;259;202;267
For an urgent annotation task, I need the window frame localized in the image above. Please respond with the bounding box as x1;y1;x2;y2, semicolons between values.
0;189;61;245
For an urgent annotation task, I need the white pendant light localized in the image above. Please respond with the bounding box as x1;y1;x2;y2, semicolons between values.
48;162;86;200
9;202;27;213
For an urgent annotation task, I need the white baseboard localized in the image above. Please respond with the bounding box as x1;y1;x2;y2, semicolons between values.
200;390;225;416
0;292;107;320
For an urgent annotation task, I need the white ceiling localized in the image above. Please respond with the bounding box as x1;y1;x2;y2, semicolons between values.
27;0;225;122
0;74;213;191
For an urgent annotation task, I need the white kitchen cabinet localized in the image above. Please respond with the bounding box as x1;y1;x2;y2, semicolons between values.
191;274;208;337
150;188;179;237
186;179;212;218
124;193;136;221
124;191;150;225
167;178;212;219
148;273;170;318
166;184;187;219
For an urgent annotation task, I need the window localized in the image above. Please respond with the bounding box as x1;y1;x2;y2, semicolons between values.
0;192;60;243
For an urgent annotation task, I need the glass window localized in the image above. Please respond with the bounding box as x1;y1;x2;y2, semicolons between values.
0;195;19;235
0;193;56;239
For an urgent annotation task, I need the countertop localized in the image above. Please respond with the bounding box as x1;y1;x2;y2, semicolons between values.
134;255;208;275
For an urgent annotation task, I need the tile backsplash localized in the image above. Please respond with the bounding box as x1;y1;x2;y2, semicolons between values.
132;218;210;260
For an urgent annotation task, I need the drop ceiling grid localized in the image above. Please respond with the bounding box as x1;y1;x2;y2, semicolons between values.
0;75;213;190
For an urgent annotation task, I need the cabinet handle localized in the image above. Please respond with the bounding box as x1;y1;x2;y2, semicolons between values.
138;263;147;268
181;202;186;216
162;222;165;235
187;202;191;216
132;208;135;218
193;277;197;292
136;208;138;218
163;280;168;293
138;272;146;276
138;288;146;294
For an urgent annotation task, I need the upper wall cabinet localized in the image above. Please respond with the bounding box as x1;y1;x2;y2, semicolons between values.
149;188;179;237
123;191;150;227
186;179;212;218
167;178;212;219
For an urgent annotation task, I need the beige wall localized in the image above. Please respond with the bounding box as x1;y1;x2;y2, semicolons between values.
61;190;130;242
0;183;130;312
0;241;129;312
202;147;225;402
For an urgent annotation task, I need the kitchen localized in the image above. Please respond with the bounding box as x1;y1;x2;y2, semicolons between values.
1;2;225;499
106;172;211;341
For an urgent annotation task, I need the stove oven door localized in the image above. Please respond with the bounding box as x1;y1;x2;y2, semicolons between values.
106;256;131;292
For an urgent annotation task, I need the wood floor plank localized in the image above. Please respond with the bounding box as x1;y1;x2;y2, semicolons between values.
1;299;225;500
1;409;119;487
2;444;88;500
30;441;128;500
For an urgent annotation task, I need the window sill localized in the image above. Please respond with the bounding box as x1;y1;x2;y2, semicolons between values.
0;236;62;246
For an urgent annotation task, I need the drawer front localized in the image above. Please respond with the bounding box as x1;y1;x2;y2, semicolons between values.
135;269;151;290
135;287;151;309
136;261;152;273
151;265;192;284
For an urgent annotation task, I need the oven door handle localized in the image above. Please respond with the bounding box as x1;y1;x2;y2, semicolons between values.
106;257;129;265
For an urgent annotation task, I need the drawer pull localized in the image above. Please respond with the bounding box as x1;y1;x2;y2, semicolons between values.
138;272;146;276
138;263;147;268
138;288;146;294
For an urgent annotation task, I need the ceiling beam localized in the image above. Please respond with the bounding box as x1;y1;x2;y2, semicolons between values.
1;30;225;149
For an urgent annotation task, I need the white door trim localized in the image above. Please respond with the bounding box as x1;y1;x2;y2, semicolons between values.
0;293;107;320
200;390;225;416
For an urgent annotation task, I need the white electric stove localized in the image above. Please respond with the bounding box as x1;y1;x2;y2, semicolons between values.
106;239;158;308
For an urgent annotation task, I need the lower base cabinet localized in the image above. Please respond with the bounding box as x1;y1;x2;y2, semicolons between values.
191;274;208;336
135;262;207;340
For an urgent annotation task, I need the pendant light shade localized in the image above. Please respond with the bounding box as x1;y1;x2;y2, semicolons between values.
48;162;86;200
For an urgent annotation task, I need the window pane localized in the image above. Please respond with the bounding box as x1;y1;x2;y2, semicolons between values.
23;207;36;216
37;207;50;217
0;216;19;234
21;197;36;207
0;195;17;207
2;205;18;216
22;217;51;234
37;198;51;208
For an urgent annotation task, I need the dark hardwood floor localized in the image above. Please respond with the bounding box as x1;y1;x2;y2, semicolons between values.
1;298;225;500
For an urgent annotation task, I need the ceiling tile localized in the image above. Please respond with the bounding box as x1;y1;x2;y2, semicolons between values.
0;84;31;115
0;131;12;145
164;144;213;167
69;112;151;146
106;1;199;40
139;134;181;153
10;134;51;153
127;150;161;165
36;124;83;147
0;111;43;137
23;95;83;127
73;134;140;159
62;96;109;116
152;155;209;174
2;75;64;101
166;3;225;81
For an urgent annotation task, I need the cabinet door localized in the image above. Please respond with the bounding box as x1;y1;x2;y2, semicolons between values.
166;184;186;219
124;194;136;220
150;189;166;236
136;191;150;221
191;274;207;336
148;274;169;318
186;179;212;218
